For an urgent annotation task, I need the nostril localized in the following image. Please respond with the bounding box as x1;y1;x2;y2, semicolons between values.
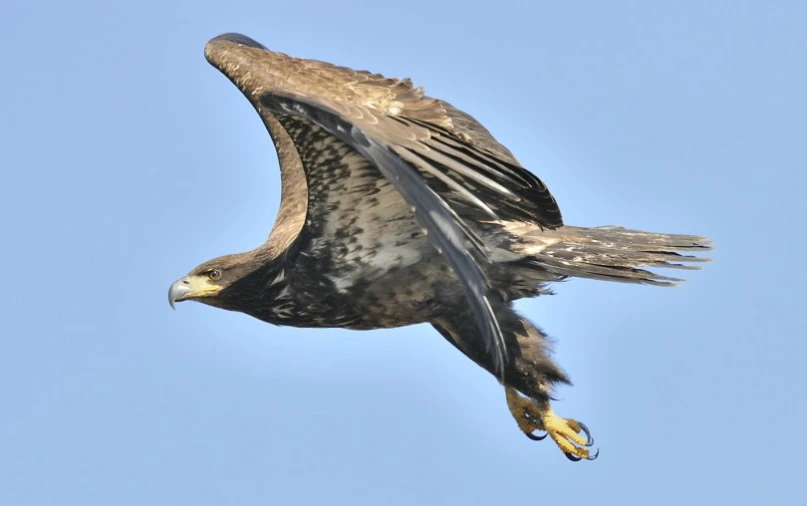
182;279;190;285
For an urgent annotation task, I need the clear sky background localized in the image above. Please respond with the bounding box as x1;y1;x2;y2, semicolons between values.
2;1;805;505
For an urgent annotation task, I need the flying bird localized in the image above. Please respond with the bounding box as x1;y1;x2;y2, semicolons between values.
168;33;711;461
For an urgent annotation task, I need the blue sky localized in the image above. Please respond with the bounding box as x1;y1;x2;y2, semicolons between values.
2;1;805;504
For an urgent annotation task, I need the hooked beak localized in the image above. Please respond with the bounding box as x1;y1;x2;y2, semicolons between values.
168;274;223;309
168;276;192;309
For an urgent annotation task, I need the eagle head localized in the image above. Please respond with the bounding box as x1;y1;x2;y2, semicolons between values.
168;252;283;313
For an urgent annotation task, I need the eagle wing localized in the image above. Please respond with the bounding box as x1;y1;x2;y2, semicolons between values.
204;33;564;379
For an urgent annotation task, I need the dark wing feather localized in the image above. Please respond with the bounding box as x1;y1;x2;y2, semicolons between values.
259;92;508;379
394;122;563;229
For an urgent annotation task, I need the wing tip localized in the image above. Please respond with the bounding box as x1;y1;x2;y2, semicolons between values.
204;33;268;68
207;32;267;51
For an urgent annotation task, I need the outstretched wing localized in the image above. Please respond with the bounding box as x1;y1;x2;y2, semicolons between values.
203;33;564;379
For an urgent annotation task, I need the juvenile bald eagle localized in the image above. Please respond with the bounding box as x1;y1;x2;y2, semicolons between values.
168;33;711;461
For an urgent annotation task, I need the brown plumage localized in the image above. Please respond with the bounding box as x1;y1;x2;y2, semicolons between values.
168;33;712;461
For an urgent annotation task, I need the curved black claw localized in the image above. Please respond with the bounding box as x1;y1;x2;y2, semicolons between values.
565;448;599;462
578;422;595;446
525;431;547;441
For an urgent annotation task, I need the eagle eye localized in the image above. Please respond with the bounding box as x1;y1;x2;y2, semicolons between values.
207;269;222;281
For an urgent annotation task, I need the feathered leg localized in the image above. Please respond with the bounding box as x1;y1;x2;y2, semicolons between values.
432;301;598;460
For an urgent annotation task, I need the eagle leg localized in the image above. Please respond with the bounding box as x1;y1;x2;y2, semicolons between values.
506;387;598;461
433;300;598;460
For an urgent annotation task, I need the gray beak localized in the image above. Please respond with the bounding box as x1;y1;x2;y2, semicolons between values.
168;276;192;309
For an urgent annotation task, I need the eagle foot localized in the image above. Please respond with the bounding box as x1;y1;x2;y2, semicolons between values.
505;387;599;461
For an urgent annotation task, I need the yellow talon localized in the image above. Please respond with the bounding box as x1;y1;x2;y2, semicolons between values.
505;387;598;461
540;408;592;460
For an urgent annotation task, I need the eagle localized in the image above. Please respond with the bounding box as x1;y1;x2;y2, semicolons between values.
168;33;711;461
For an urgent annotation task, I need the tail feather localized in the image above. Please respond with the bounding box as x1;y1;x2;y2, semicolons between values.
522;225;712;286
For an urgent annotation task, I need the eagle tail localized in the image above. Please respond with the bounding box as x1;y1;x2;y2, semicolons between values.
522;225;712;286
